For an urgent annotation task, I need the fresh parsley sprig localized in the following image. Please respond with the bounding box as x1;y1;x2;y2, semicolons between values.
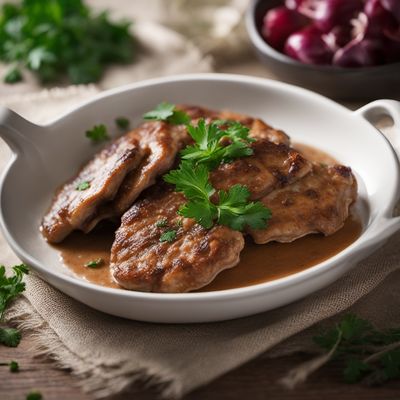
181;119;255;170
165;163;271;231
143;102;190;125
0;264;29;347
313;314;400;385
0;0;135;84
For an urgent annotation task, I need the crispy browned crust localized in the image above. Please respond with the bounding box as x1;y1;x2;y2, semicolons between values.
111;185;244;293
248;164;358;244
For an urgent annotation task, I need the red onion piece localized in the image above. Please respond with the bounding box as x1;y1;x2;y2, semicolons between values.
381;0;400;24
284;26;334;64
323;24;353;51
262;6;309;50
285;0;305;11
363;0;398;37
300;0;364;32
333;38;386;67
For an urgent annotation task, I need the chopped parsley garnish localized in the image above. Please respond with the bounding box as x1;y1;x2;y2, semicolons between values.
26;391;43;400
115;117;130;130
159;230;177;243
156;218;168;228
85;124;109;143
181;119;255;169
76;181;90;191
0;0;135;85
0;360;19;372
0;264;28;347
84;258;103;268
143;102;190;125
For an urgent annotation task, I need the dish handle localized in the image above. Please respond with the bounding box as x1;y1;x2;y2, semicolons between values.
355;99;400;239
0;107;39;153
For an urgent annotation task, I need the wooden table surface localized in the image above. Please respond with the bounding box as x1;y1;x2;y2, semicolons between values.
2;332;400;400
2;61;399;400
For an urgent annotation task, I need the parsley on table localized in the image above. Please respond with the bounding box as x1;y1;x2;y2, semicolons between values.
181;119;255;169
165;163;271;231
0;359;19;372
84;258;103;268
0;264;28;347
85;125;109;143
159;230;177;243
143;102;190;125
312;314;400;385
115;117;130;130
75;181;90;191
0;0;135;85
26;391;42;400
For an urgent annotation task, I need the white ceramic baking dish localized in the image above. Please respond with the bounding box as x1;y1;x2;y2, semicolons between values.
0;74;399;323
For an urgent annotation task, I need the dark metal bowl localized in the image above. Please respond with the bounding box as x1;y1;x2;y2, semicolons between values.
245;0;400;100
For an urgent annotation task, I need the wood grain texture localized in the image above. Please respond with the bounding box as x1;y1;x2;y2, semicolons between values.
1;333;400;400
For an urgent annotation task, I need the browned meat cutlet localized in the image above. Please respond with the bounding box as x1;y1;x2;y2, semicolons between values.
41;133;144;243
178;105;290;145
248;164;358;244
41;121;188;243
110;186;245;292
210;139;312;200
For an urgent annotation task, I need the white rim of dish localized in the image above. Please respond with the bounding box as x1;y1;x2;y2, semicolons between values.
1;73;399;301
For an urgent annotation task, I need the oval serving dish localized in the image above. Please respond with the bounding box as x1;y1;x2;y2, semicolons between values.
0;74;400;323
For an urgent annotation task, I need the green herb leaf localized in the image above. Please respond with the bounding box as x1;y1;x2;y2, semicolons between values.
164;162;215;201
143;102;190;125
26;391;43;400
181;119;254;169
0;327;21;347
9;360;19;372
115;117;130;130
179;199;217;230
0;264;29;320
159;230;177;243
84;258;103;268
3;66;22;83
76;181;90;191
0;0;135;84
156;218;168;228
217;185;271;231
85;124;109;143
343;358;371;383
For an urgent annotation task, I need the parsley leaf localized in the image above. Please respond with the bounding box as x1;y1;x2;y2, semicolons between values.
85;124;109;143
159;230;177;243
0;327;21;347
311;314;400;386
76;181;90;191
0;0;135;84
0;264;29;320
179;199;217;229
143;102;190;125
9;360;19;372
217;185;271;231
181;119;254;169
164;162;215;201
84;258;103;268
26;391;42;400
115;117;130;130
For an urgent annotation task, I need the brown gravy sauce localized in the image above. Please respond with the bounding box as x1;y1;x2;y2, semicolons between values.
55;144;362;292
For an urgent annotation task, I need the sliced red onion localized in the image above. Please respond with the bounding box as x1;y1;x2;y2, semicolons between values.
284;26;334;64
323;24;353;51
285;0;305;10
363;0;398;37
333;37;386;67
262;6;309;50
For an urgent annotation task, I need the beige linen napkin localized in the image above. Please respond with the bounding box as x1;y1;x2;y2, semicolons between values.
0;86;399;398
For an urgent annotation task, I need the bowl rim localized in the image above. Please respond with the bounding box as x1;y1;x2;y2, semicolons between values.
1;73;400;302
245;0;400;73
